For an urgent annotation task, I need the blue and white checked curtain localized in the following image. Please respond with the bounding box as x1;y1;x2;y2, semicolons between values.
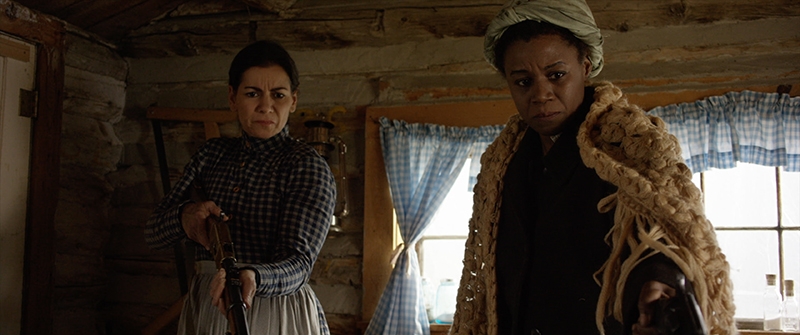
364;117;503;335
648;90;800;173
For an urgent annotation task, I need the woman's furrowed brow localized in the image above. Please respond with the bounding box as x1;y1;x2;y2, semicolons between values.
243;86;264;92
544;61;567;70
508;61;567;76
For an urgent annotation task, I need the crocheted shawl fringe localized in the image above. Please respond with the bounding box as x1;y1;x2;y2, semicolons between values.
450;82;736;335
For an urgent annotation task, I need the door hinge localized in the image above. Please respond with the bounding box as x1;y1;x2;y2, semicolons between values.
19;88;37;118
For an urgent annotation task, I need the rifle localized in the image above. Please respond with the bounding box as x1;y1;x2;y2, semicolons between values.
191;183;250;335
651;272;708;335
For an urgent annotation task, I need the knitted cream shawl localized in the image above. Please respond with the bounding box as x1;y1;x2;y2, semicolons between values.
450;82;736;335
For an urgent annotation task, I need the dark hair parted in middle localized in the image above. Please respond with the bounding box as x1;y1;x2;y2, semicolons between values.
492;20;591;75
228;40;300;92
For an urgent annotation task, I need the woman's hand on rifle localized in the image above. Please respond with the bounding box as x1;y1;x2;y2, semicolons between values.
210;268;257;315
180;201;223;250
632;281;677;335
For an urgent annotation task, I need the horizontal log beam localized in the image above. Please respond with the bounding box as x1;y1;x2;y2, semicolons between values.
146;106;237;123
119;0;800;58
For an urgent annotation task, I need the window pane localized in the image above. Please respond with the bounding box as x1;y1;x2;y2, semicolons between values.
716;230;779;319
780;170;800;227
420;160;473;322
419;239;467;283
691;172;705;204
420;238;467;322
704;163;778;228
425;158;473;237
785;231;800;287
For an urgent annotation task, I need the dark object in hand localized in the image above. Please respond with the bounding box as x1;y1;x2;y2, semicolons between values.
191;182;250;335
651;272;708;335
208;213;250;335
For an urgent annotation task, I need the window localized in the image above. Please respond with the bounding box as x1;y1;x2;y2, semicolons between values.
361;87;797;331
418;159;473;322
694;163;800;323
362;100;516;322
415;159;800;328
418;158;473;279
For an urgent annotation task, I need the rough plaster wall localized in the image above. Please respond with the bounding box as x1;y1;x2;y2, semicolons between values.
55;32;126;334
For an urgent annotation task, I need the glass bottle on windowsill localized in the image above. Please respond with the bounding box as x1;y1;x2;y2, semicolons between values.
433;278;457;324
764;274;783;331
421;277;436;323
783;279;799;331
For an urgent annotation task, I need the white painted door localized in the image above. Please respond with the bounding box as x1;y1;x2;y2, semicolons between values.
0;33;35;335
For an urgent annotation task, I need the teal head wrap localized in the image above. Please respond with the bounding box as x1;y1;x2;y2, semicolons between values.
484;0;604;78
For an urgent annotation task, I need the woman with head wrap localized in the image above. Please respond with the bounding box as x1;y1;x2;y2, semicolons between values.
451;1;737;334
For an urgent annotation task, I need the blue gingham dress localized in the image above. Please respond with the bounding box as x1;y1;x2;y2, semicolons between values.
145;128;336;335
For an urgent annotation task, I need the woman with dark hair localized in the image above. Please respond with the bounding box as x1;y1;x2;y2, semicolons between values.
146;40;335;335
451;1;737;335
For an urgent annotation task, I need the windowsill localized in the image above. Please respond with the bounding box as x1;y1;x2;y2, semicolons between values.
358;321;453;334
427;328;800;335
430;324;451;334
423;325;800;334
363;322;800;335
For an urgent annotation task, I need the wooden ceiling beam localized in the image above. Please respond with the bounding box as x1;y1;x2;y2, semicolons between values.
79;0;187;41
239;0;296;14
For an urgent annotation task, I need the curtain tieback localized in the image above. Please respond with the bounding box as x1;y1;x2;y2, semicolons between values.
391;243;416;274
390;243;406;267
389;242;417;274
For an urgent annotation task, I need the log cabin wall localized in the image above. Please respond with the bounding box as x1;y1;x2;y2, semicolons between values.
119;1;800;331
3;0;799;334
55;31;127;334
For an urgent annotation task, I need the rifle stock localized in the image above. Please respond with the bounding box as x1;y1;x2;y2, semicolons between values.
192;183;251;335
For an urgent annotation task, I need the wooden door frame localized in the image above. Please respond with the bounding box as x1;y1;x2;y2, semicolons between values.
0;2;65;334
